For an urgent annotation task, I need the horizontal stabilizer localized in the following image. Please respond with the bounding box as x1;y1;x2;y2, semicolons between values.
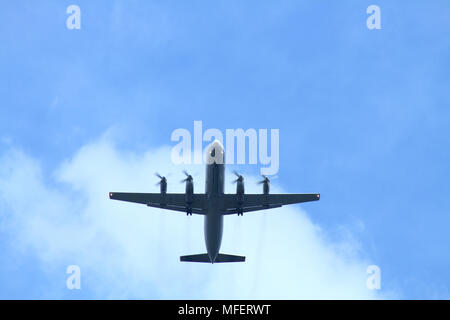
180;253;245;263
216;253;245;263
180;253;210;263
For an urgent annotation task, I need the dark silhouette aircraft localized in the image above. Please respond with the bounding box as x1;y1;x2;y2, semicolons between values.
109;140;320;263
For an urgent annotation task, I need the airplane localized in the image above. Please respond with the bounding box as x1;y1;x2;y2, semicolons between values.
109;140;320;263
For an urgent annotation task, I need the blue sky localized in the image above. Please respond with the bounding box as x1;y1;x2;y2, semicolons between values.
1;1;450;299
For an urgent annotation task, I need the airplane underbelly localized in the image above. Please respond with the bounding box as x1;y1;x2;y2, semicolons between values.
204;210;223;260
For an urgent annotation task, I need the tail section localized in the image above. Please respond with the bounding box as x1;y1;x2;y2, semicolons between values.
180;253;245;263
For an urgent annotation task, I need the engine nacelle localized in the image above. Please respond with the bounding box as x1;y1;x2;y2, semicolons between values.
160;177;167;195
185;179;193;203
258;175;270;196
262;178;270;195
235;175;245;216
184;178;194;215
236;179;244;204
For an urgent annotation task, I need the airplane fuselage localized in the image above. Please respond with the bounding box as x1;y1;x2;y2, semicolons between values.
204;142;225;263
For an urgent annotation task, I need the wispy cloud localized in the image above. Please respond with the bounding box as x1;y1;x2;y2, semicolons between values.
0;133;385;299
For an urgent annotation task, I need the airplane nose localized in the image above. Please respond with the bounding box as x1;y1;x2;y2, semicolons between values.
211;139;223;151
207;140;224;164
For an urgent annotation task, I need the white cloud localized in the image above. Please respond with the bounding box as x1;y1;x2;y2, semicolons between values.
0;134;384;299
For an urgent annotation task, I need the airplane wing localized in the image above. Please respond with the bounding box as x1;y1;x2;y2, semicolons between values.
221;193;320;215
109;192;207;215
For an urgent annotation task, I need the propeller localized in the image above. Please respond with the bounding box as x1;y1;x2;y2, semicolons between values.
257;174;270;185
257;174;278;184
232;170;244;183
181;170;193;183
155;173;168;185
